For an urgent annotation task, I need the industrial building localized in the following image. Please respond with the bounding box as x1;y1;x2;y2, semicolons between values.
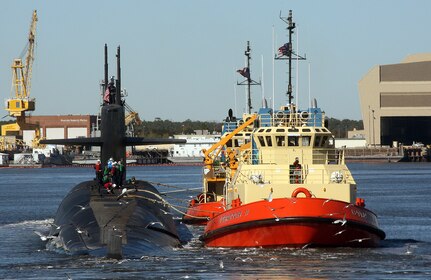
358;53;431;146
23;115;97;146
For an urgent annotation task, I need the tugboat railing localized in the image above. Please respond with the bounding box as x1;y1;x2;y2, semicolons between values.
235;158;351;185
257;111;325;128
244;148;345;165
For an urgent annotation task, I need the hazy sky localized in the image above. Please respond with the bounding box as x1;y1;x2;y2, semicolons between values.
1;1;431;122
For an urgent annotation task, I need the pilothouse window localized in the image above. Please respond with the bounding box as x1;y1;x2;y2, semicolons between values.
266;136;272;146
276;136;285;146
321;136;329;147
302;136;311;146
258;136;265;146
288;136;299;146
314;136;321;147
226;139;233;148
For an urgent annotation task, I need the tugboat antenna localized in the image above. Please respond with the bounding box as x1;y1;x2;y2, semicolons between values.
276;10;306;105
237;41;261;114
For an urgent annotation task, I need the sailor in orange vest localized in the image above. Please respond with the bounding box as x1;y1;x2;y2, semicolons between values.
94;160;103;185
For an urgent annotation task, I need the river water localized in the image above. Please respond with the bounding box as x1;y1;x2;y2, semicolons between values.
0;163;430;279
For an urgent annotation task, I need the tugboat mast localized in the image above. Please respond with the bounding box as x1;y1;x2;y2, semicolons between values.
237;41;261;114
276;10;306;105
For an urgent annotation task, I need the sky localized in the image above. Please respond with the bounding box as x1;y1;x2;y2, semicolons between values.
1;1;431;122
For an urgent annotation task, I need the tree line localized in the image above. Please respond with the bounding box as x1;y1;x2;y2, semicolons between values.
326;118;363;138
139;119;223;138
1;118;363;138
139;117;363;138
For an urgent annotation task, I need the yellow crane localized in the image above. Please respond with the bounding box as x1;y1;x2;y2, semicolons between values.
1;10;39;138
199;114;257;203
124;102;143;137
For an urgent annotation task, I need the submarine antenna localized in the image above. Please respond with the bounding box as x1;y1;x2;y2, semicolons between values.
104;44;109;92
116;46;122;105
275;10;306;105
237;41;261;114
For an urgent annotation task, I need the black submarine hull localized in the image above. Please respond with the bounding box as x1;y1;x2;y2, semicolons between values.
40;45;189;259
47;179;180;258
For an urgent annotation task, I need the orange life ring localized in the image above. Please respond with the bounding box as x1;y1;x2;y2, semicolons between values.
291;187;312;198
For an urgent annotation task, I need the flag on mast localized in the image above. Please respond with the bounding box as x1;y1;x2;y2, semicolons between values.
278;43;289;56
237;67;250;79
103;87;110;103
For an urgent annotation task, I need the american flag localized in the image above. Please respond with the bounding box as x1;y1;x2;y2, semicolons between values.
278;43;290;56
237;67;250;79
103;87;110;103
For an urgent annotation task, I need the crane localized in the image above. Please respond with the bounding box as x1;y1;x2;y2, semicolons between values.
198;114;257;203
1;10;40;139
202;114;257;171
124;102;143;137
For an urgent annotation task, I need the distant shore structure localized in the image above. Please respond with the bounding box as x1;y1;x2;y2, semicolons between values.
359;53;431;147
167;133;221;164
23;115;97;146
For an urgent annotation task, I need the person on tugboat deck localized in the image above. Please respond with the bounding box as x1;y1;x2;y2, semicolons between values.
291;157;302;183
293;157;301;168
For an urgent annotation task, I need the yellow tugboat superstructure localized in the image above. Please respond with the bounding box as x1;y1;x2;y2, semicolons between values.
225;104;357;208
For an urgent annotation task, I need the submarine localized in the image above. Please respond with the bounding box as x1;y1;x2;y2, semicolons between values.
40;45;187;259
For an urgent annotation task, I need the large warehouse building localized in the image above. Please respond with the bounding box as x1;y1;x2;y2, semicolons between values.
358;53;431;146
23;115;98;146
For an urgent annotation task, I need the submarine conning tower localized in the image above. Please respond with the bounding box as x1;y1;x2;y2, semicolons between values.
100;45;127;172
100;104;126;168
40;44;186;259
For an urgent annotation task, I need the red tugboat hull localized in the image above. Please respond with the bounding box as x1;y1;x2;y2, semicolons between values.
183;199;225;225
201;197;385;248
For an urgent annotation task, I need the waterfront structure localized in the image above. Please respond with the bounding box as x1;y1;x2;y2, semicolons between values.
359;53;431;146
23;115;97;147
168;134;220;164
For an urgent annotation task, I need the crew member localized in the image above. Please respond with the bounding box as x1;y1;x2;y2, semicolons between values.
103;181;116;194
107;158;113;169
117;160;125;187
94;160;102;184
293;157;301;168
292;157;302;183
110;161;118;186
127;176;137;191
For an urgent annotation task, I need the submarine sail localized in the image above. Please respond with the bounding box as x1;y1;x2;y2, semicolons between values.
41;45;186;259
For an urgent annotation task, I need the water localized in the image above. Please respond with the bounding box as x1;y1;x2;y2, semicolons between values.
0;163;430;279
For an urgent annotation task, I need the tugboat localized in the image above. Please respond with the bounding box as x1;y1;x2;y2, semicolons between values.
200;11;385;248
40;45;186;259
183;42;261;225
